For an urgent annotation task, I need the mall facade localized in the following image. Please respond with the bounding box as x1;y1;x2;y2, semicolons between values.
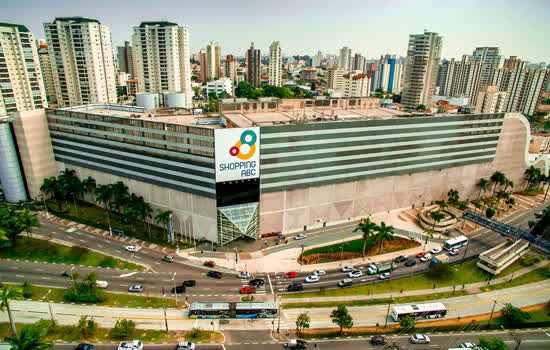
0;97;545;245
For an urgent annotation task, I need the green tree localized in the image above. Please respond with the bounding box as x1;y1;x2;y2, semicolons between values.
16;209;39;239
235;81;256;98
330;305;353;335
5;322;53;350
490;171;507;196
524;166;541;190
110;181;129;215
133;196;153;240
543;174;550;201
77;315;97;338
295;311;310;335
375;222;394;255
0;204;26;245
473;201;482;213
111;319;136;338
0;286;23;336
477;178;491;200
478;337;507;350
399;315;416;329
447;189;459;204
81;176;96;200
501;303;531;324
58;168;82;215
427;262;453;280
416;104;427;111
354;217;378;257
39;177;58;212
95;184;114;230
429;211;446;233
155;209;173;241
22;281;33;298
192;86;200;97
435;200;448;211
486;207;496;218
496;190;509;210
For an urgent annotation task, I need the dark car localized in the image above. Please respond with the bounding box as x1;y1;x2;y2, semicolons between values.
337;278;353;287
284;339;308;349
203;261;215;267
249;279;265;287
370;336;388;345
171;285;186;294
405;260;417;267
183;280;196;287
287;283;303;292
62;271;71;277
207;271;222;279
75;344;94;350
394;255;408;263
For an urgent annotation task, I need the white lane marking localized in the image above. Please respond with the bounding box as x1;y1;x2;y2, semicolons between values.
79;239;86;242
97;244;103;248
154;262;161;265
120;284;129;287
66;236;73;239
66;228;76;233
268;274;274;295
15;275;25;277
9;267;18;269
41;277;51;280
119;272;138;278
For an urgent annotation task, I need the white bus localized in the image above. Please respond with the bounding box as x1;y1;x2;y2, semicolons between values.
444;236;468;250
391;302;447;322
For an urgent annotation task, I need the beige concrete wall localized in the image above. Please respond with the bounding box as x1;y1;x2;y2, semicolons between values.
54;163;218;243
259;113;546;234
12;109;58;199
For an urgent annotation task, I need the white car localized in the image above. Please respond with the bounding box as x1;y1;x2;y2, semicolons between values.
430;246;443;254
367;266;377;275
176;341;196;350
378;272;390;280
128;285;144;292
348;270;362;278
294;233;307;240
420;253;432;262
118;340;143;350
410;334;430;344
124;245;138;252
449;248;460;256
238;272;250;279
341;265;354;272
458;342;476;348
305;275;320;283
96;280;108;288
313;270;327;276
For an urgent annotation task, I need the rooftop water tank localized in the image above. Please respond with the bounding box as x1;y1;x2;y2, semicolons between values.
136;93;159;111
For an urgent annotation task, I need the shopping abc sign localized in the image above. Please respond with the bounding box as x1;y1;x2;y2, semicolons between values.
215;127;260;182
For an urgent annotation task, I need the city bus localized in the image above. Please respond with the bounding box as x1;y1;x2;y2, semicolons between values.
443;236;468;250
188;301;278;319
391;302;447;322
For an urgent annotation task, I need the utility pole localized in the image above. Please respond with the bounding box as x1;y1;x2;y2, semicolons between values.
340;243;344;267
45;289;54;323
488;300;497;328
384;296;393;328
501;325;521;350
277;295;281;333
172;272;177;306
162;286;169;333
460;238;471;265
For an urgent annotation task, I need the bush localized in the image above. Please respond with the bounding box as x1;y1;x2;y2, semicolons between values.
70;245;89;256
399;315;416;329
22;280;33;298
186;327;207;340
520;255;543;267
65;284;106;303
34;318;58;335
502;303;531;324
486;208;496;218
111;319;135;338
78;315;97;338
426;262;454;280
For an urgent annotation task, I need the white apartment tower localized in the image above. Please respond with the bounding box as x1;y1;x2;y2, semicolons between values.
312;51;323;68
268;41;282;87
439;55;483;106
402;31;443;110
343;73;370;97
37;44;57;108
132;21;192;106
338;46;352;71
0;23;48;115
474;86;506;114
327;68;346;91
43;17;116;107
206;41;221;80
472;47;501;88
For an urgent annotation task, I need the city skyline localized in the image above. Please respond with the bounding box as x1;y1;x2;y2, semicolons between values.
1;0;549;62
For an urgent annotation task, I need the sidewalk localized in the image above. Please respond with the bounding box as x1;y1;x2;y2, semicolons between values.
282;260;549;303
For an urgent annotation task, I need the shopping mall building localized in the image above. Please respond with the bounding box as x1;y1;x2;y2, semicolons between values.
0;97;546;245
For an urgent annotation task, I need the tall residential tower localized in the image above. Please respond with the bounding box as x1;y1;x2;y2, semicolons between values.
206;41;221;80
268;41;282;87
247;42;261;88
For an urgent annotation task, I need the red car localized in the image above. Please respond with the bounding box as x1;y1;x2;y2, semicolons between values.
285;271;298;279
416;252;427;259
203;261;215;267
240;286;256;294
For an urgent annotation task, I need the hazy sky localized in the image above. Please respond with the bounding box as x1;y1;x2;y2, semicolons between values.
2;0;549;62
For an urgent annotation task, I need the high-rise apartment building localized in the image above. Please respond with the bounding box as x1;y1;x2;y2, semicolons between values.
246;42;261;88
206;41;221;80
378;55;402;94
342;73;370;97
438;55;483;106
436;59;450;88
0;23;48;115
471;47;501;88
312;51;323;68
132;21;192;106
353;53;366;72
474;86;506;114
327;68;346;91
503;56;522;70
402;30;443;109
338;46;352;71
223;55;236;83
268;41;282;87
117;41;135;77
198;49;207;82
44;17;116;107
37;44;57;108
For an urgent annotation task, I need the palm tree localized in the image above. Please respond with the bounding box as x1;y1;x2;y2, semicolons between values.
435;200;448;211
490;171;506;196
111;181;129;216
5;323;53;350
39;177;58;213
543;175;550;201
0;286;23;336
353;217;378;257
84;271;97;288
524;166;541;190
496;190;509;210
95;184;114;231
16;209;39;239
447;189;459;204
134;197;153;240
375;221;394;255
477;178;491;200
473;201;482;213
155;209;173;241
81;176;96;200
429;210;446;233
503;179;515;193
59;169;82;215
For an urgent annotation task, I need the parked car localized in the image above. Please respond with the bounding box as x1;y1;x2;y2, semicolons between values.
96;280;108;288
75;343;94;350
294;233;307;240
379;272;390;280
458;342;476;348
285;271;298;279
128;285;143;292
370;336;388;345
449;248;460;256
410;334;430;344
62;271;71;277
313;270;327;276
341;265;354;272
118;340;143;350
111;229;124;236
240;286;256;294
207;271;222;279
367;266;377;275
176;341;196;350
394;255;408;263
171;285;186;294
535;211;545;218
338;278;353;287
305;275;320;283
162;255;174;262
124;245;138;252
203;261;215;267
183;280;196;287
284;339;308;349
287;283;303;292
238;271;251;279
430;246;443;254
249;279;265;287
420;253;432;262
405;260;417;267
416;251;427;259
348;270;363;278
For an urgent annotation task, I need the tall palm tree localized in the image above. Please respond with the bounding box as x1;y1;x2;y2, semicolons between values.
353;217;378;257
95;184;114;231
5;323;53;350
81;176;96;200
59;169;82;215
134;197;153;240
473;201;482;213
524;166;541;190
477;178;491;200
435;200;448;211
490;171;506;196
155;209;173;241
39;177;58;213
496;190;509;210
16;209;39;239
447;189;459;204
0;286;23;336
543;175;550;201
375;221;394;255
111;181;129;216
503;179;515;193
429;210;446;233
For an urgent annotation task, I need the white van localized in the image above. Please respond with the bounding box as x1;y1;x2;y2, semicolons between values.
96;280;108;288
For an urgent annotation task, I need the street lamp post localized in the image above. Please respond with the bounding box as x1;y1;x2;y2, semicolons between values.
277;295;281;333
162;286;169;333
172;272;177;306
45;289;54;323
460;238;471;265
384;296;393;328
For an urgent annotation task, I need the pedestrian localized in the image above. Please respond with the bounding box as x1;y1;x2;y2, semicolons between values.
400;288;403;294
433;283;435;289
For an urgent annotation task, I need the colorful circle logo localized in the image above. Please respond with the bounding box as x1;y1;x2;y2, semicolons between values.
229;130;257;160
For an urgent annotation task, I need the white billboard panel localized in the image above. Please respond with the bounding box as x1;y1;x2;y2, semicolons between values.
215;127;260;182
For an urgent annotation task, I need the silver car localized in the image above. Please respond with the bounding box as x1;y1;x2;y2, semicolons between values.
128;285;143;292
